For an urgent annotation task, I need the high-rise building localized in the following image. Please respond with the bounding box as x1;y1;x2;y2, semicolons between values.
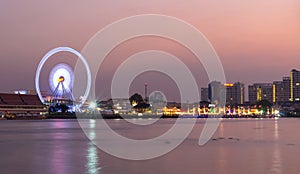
272;77;290;103
208;81;226;106
290;69;300;101
201;88;209;101
248;83;273;104
225;82;244;105
248;85;257;104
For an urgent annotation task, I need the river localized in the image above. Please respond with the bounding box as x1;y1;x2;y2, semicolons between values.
0;118;299;174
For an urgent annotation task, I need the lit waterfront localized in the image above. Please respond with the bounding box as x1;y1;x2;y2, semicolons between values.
0;118;300;174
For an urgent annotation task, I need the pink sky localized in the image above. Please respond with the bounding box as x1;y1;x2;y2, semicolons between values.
0;0;299;101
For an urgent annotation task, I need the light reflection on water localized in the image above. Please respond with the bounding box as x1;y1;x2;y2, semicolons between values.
216;122;227;174
86;119;101;174
50;121;74;174
86;142;101;174
0;118;300;174
269;119;282;174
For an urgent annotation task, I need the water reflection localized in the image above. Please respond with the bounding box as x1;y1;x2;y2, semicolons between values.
1;119;297;174
86;119;101;174
51;140;70;174
86;143;101;174
269;119;282;174
215;122;228;173
50;121;73;174
218;122;224;137
255;120;264;141
217;144;228;174
274;119;279;140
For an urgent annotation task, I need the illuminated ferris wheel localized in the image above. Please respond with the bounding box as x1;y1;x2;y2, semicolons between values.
48;63;75;104
35;47;92;112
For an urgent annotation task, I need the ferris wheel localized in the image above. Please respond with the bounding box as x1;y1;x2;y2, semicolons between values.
35;47;92;112
48;63;75;104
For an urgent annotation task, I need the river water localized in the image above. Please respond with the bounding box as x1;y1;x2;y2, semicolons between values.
0;118;299;174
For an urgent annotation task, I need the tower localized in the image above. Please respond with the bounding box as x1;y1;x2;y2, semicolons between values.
144;83;148;102
290;69;300;101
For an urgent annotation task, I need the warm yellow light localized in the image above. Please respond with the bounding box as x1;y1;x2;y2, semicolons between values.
57;76;65;82
224;83;234;87
257;88;262;101
132;101;138;107
272;84;276;103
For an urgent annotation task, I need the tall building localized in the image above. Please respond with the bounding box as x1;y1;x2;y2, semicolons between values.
290;69;300;101
225;82;244;105
272;77;290;103
201;88;209;101
208;81;226;106
248;83;273;104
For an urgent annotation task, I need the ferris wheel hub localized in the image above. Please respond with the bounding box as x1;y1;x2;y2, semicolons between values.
58;76;65;83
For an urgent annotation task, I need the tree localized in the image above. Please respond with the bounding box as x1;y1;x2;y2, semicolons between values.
129;93;150;113
55;103;69;113
256;100;273;114
199;101;210;109
49;106;56;113
129;93;144;106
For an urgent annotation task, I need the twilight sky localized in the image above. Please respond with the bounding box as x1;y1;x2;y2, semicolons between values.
0;0;299;101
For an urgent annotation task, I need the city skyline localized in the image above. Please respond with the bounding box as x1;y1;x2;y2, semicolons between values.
8;68;300;104
201;68;300;104
0;1;300;102
1;2;300;173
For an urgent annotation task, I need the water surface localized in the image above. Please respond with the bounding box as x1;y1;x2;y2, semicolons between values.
0;118;299;174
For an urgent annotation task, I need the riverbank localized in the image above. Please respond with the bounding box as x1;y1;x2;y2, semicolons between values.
3;113;300;120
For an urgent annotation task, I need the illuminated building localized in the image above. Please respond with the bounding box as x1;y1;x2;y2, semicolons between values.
0;93;46;117
248;83;273;104
290;69;300;101
208;81;226;106
225;82;244;105
163;107;181;116
164;102;181;116
272;77;290;103
201;88;209;101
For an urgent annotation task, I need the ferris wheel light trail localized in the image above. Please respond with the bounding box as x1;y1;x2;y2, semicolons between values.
49;63;73;92
35;47;92;107
48;63;74;101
